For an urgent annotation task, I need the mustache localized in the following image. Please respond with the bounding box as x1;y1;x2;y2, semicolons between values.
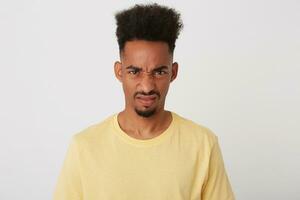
134;90;160;98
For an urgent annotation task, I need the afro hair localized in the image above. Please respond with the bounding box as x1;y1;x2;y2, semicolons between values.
115;3;183;54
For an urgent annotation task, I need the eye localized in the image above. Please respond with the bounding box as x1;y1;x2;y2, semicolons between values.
154;70;168;76
128;69;139;75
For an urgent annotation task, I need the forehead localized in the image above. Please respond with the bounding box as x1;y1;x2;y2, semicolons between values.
121;40;172;69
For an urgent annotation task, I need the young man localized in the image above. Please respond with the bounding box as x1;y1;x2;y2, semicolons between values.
53;3;235;200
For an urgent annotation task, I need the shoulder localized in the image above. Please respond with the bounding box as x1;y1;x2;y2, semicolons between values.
172;111;218;148
71;113;116;145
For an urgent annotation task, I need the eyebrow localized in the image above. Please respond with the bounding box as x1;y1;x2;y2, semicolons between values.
125;65;169;71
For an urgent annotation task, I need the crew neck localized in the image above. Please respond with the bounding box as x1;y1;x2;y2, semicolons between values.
112;111;178;147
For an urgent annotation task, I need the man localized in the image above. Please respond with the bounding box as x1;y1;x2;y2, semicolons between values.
53;3;235;200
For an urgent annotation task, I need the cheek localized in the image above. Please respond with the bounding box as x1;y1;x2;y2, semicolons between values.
122;81;136;97
157;80;171;95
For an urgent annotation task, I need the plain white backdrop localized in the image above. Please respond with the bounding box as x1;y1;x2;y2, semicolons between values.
0;0;299;199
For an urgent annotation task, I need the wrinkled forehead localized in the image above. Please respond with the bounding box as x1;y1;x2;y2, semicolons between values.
120;40;173;70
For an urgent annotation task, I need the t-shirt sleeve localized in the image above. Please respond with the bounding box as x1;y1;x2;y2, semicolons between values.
53;136;83;200
201;137;235;200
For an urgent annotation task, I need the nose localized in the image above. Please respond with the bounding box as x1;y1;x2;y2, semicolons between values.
138;72;155;93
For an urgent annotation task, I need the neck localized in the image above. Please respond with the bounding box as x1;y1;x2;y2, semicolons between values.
117;107;172;139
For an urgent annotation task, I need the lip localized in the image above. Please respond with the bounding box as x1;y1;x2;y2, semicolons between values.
136;95;157;106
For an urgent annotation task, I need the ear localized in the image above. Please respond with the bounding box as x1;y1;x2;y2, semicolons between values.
170;62;178;82
114;61;123;82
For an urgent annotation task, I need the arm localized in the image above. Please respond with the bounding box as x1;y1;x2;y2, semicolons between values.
201;137;235;200
53;136;83;200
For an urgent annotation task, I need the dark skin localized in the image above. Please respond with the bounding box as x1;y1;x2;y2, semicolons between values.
114;40;178;140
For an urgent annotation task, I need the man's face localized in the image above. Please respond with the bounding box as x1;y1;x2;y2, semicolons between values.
114;40;178;118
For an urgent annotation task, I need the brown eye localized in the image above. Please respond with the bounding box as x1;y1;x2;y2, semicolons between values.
154;70;167;76
128;69;139;75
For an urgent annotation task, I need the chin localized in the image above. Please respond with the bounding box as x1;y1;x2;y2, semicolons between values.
134;107;157;118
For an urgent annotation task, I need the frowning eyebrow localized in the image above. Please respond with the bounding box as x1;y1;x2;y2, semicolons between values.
125;65;169;71
125;65;141;71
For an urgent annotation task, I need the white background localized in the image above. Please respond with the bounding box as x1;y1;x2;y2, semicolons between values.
0;0;299;199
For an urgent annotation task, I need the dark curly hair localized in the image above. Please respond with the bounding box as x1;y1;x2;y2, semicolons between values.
115;3;183;54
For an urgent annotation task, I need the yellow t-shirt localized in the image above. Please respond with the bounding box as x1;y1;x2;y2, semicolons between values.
53;111;235;200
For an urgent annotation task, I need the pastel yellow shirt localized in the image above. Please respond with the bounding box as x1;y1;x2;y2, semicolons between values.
53;111;235;200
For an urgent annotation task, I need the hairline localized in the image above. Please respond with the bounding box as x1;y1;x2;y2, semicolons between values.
118;39;174;59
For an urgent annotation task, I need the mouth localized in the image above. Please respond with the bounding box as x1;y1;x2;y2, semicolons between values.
136;95;157;107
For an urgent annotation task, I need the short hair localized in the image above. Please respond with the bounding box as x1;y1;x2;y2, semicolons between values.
114;3;183;54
